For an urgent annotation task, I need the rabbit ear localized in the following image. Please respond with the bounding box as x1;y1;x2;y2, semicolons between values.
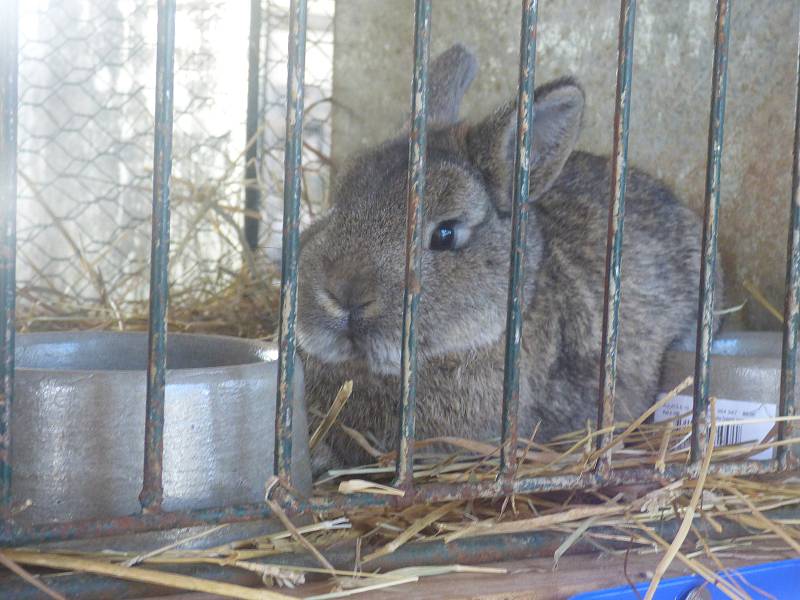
401;44;478;129
428;44;478;124
467;78;584;213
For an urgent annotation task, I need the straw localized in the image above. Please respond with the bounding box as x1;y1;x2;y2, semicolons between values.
4;550;294;600
644;397;717;600
0;551;67;600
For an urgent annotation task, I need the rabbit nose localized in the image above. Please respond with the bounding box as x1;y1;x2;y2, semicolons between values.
345;300;373;330
326;278;377;325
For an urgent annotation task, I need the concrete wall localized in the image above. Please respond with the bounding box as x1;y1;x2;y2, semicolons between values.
331;0;799;330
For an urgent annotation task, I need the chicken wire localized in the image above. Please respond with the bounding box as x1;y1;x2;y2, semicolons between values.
16;0;333;334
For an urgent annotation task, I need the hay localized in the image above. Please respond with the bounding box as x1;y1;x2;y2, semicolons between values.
5;386;799;598
12;167;800;599
16;128;328;340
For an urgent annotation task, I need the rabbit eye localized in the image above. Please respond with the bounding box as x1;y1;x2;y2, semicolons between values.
430;219;460;251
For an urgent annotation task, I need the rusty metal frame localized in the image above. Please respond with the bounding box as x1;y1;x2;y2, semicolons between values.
0;0;798;575
499;0;538;480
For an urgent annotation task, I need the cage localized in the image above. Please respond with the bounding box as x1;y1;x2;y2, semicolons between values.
1;0;800;598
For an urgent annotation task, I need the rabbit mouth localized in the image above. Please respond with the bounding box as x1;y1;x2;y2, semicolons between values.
331;334;403;376
297;320;403;376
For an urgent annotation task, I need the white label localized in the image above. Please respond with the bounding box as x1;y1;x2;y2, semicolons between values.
654;395;777;461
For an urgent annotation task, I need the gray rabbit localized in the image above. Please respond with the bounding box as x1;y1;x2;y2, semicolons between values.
296;45;719;473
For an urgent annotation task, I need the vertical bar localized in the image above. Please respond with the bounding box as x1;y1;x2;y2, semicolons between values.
274;0;307;482
691;0;731;465
778;12;800;469
244;0;262;251
394;0;431;489
595;0;637;475
499;0;539;479
0;0;19;510
140;0;177;512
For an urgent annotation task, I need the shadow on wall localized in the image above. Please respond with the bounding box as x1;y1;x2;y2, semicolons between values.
331;0;799;331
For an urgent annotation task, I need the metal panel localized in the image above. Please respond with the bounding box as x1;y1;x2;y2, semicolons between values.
0;0;18;511
275;0;307;482
691;0;731;465
595;0;636;474
778;11;800;469
395;0;431;489
140;0;178;513
499;0;539;479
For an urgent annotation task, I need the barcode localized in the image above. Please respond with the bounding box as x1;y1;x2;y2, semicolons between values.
674;418;743;449
655;395;775;460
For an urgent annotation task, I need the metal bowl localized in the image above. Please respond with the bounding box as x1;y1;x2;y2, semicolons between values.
13;331;310;526
661;331;784;402
659;331;799;461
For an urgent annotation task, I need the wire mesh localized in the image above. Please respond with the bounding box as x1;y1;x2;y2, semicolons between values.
15;0;333;337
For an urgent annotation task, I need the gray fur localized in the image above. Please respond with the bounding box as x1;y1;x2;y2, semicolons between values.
296;45;720;472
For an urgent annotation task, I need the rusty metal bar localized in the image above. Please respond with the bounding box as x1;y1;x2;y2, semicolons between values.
691;0;731;465
394;0;431;489
595;0;636;472
778;11;800;469
499;0;539;479
595;0;637;475
0;459;779;547
140;0;177;512
0;0;18;511
8;506;800;600
275;0;307;483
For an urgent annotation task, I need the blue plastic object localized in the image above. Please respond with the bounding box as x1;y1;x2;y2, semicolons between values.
570;558;800;599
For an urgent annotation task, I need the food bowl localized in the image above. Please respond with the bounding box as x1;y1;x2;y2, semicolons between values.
661;331;785;402
659;331;793;460
12;331;311;526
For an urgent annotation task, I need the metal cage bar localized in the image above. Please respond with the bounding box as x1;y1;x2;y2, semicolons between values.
691;0;731;465
0;0;797;556
275;0;307;483
778;10;800;469
499;0;539;478
394;0;432;489
595;0;636;473
0;0;19;511
244;0;263;251
140;0;177;513
0;458;778;547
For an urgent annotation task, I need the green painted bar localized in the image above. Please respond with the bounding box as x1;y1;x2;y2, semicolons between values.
0;0;19;510
499;0;539;479
395;0;432;489
275;0;308;482
140;0;177;512
691;0;731;465
595;0;636;474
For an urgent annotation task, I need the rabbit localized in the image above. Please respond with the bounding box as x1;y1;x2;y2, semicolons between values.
296;44;721;474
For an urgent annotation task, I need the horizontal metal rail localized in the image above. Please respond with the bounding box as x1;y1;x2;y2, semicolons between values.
5;506;799;600
0;459;780;547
